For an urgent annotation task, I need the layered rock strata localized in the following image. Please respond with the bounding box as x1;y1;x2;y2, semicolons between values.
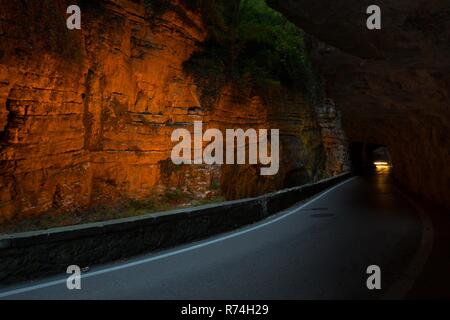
0;0;349;222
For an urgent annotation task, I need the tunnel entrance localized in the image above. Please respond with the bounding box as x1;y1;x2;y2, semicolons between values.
350;142;392;174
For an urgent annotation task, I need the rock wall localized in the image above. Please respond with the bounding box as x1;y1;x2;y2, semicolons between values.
0;0;349;223
268;0;450;208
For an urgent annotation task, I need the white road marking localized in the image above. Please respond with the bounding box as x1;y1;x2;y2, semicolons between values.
0;177;356;298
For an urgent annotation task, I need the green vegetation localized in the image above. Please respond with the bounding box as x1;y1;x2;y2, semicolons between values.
184;0;323;102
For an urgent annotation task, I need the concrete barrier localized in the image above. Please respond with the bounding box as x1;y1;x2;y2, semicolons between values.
0;172;352;284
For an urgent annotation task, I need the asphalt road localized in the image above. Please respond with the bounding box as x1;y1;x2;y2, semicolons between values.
0;171;434;299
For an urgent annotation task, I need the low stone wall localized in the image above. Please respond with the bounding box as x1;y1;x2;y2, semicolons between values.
0;172;352;284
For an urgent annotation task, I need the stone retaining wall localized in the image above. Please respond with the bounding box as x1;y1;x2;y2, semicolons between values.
0;172;352;284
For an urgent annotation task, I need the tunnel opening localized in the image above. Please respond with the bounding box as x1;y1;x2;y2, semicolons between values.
350;142;392;175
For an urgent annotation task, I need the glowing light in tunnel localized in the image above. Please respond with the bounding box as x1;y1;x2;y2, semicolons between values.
374;161;391;172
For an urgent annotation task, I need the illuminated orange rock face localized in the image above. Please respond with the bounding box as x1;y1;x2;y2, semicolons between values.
0;0;349;222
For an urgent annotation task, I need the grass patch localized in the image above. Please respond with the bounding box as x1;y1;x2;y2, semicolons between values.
0;193;226;235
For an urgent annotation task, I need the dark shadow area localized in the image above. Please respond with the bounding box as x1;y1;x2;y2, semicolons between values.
407;195;450;299
350;142;392;175
351;142;450;299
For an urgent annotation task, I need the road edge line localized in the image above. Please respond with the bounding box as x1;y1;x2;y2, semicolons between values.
0;176;357;299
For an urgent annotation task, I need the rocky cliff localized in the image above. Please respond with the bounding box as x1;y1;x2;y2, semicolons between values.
268;0;450;208
0;0;349;223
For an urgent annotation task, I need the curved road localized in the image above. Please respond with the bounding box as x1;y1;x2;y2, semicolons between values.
0;172;433;299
